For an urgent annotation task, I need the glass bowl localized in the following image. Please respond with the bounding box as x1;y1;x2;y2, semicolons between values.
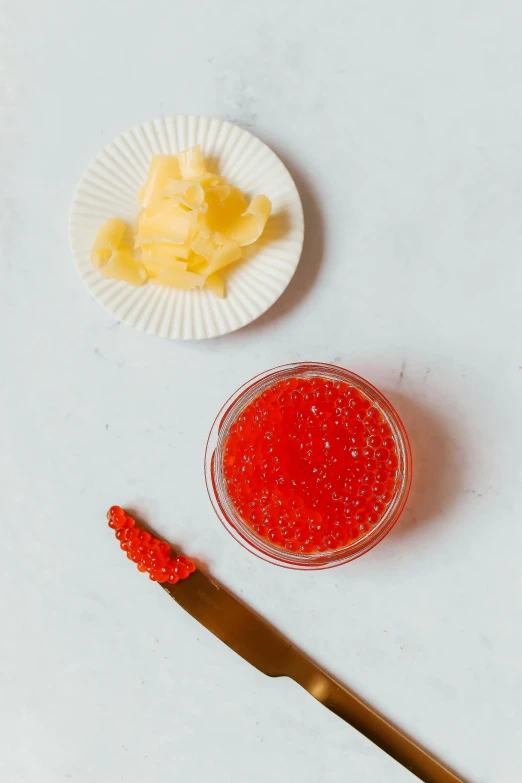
205;363;412;569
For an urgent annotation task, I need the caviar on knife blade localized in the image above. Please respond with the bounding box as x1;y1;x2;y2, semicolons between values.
107;506;195;583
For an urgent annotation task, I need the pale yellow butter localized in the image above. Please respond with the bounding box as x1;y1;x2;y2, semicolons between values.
91;217;126;268
100;250;147;286
91;146;273;298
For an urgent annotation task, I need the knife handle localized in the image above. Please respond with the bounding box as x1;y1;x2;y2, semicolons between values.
287;658;467;783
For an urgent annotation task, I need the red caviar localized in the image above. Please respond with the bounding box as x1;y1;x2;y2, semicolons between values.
223;377;400;554
107;506;195;583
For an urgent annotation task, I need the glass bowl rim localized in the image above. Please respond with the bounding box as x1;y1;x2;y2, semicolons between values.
204;362;412;570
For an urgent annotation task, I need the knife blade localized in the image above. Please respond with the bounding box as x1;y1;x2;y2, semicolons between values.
161;571;467;783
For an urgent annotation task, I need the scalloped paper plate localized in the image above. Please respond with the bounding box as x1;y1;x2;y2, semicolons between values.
69;116;304;339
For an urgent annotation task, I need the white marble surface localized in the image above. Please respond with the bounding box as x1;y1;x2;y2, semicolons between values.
1;2;522;782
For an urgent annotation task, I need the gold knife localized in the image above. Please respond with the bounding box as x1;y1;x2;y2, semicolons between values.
161;570;468;783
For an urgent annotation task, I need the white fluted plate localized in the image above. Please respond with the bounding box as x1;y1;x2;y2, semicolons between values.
69;116;304;339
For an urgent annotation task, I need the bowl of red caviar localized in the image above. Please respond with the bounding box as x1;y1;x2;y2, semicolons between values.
205;363;412;569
